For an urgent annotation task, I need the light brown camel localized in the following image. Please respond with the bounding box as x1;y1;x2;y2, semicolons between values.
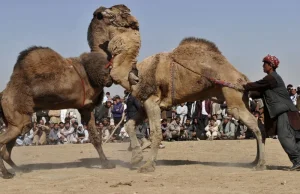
0;46;115;179
88;5;265;173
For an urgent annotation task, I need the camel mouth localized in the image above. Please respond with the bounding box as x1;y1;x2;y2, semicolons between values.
105;76;114;87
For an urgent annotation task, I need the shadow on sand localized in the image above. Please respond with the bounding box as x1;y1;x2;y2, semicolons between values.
13;158;289;173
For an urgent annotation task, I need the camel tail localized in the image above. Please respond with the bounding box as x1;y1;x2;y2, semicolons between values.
0;91;7;126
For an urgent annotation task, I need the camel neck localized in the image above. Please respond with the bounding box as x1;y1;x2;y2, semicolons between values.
109;30;141;90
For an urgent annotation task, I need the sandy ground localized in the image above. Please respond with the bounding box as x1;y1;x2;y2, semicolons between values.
0;139;299;194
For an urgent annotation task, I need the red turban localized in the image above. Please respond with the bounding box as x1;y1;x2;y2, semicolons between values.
262;54;280;69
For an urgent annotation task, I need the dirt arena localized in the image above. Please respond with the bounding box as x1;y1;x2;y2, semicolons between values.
0;139;299;194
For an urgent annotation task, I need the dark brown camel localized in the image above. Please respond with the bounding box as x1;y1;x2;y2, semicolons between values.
0;46;115;179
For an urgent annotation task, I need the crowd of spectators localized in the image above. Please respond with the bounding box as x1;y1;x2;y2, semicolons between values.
1;85;299;147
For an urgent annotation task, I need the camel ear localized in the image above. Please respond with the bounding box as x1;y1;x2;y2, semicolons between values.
113;4;130;13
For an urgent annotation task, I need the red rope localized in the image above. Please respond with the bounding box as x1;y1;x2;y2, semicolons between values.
105;57;114;69
66;59;86;107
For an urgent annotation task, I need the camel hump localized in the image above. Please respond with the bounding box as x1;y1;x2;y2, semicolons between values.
170;37;226;75
178;37;221;54
14;46;57;70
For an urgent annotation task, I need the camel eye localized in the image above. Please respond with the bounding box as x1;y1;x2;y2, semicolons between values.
97;12;103;20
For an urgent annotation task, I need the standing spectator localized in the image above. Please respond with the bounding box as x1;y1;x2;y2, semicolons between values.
36;110;49;124
193;118;206;140
176;103;188;125
186;102;194;119
66;109;81;124
290;88;298;106
103;92;111;103
111;95;124;139
60;109;67;123
94;101;112;122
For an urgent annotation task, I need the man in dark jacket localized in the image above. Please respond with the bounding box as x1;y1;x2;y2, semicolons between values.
125;92;151;150
243;54;300;170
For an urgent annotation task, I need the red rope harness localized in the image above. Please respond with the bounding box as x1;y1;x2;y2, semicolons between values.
105;57;114;69
66;59;86;107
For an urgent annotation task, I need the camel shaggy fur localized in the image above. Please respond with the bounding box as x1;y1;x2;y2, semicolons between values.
88;4;266;173
0;46;114;179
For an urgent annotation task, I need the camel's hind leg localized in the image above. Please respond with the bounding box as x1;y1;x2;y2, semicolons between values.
80;109;115;169
138;96;162;173
223;88;266;170
2;123;32;171
1;138;18;169
126;107;147;165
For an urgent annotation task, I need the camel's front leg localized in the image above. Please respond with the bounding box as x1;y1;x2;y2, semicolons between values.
228;107;266;170
138;96;162;173
80;110;115;169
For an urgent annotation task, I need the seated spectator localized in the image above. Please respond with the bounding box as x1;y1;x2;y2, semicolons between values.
49;123;62;145
102;121;111;142
23;123;36;146
60;122;76;143
161;119;170;140
205;118;219;140
166;116;181;141
219;116;236;140
76;124;89;144
59;122;65;130
212;114;221;126
183;118;196;140
32;119;49;145
119;126;130;141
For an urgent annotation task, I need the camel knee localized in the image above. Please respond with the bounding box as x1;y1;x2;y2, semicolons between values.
227;107;240;120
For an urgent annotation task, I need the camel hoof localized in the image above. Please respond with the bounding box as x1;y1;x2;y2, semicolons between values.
101;160;116;169
2;172;15;179
138;162;155;173
130;147;143;165
254;160;266;171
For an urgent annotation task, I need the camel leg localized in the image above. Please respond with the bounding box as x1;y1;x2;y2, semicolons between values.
0;125;22;179
227;106;266;170
1;123;32;172
80;110;115;169
138;96;162;173
126;108;146;165
1;138;18;169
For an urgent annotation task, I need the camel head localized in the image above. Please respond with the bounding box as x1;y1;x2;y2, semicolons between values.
80;52;114;88
88;4;139;53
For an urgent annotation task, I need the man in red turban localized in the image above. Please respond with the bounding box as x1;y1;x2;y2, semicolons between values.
243;54;300;170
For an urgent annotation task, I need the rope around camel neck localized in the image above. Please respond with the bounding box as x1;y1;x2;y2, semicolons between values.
170;61;245;96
